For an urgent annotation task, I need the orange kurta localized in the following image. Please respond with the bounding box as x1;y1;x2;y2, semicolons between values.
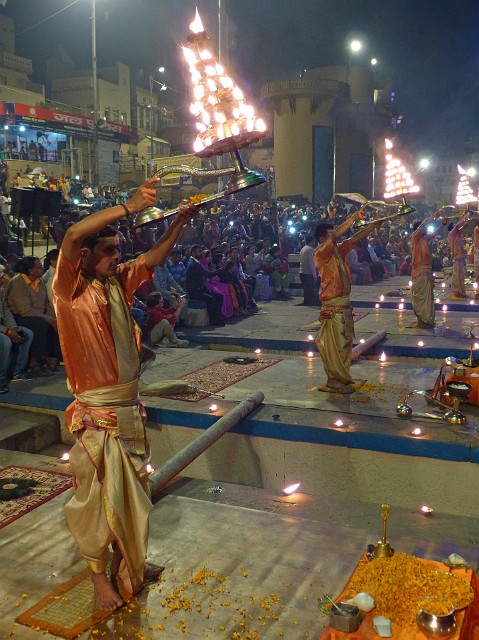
53;251;151;397
313;237;355;388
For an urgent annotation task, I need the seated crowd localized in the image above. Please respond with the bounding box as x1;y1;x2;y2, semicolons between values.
1;187;466;392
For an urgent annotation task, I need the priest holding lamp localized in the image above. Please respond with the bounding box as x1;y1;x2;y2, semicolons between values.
313;210;382;394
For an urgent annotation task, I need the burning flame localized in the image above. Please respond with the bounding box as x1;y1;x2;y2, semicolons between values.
456;164;477;205
183;9;266;154
61;452;70;461
283;482;300;495
412;428;422;436
421;505;433;514
209;404;218;412
379;352;387;362
383;138;420;199
189;8;204;34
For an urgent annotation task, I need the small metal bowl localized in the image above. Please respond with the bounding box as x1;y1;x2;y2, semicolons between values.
329;602;362;633
417;597;456;638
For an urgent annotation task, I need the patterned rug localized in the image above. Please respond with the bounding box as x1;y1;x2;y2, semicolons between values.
141;357;282;402
0;466;72;530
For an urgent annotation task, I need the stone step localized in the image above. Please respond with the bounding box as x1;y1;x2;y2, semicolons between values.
0;408;61;454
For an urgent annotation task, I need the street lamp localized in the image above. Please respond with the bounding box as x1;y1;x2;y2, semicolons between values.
91;0;99;185
349;39;363;54
149;67;165;160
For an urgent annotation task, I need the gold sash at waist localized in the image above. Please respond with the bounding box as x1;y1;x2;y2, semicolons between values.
323;294;351;309
75;379;139;406
73;379;145;456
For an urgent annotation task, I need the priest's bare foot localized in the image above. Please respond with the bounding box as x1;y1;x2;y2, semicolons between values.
91;572;124;611
144;562;165;584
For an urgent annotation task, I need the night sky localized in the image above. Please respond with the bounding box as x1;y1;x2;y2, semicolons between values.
1;0;479;155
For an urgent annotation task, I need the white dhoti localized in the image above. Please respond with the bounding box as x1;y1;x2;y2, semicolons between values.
315;295;354;387
411;268;435;326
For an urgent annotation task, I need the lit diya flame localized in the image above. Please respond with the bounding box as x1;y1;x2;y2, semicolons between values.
380;295;384;301
421;505;433;514
334;419;344;427
359;338;365;344
375;303;380;309
408;280;413;287
398;303;404;310
308;334;314;341
60;452;70;461
283;482;300;495
254;348;261;354
418;341;424;347
442;304;448;311
146;463;155;474
209;404;218;412
436;298;440;303
411;428;422;436
379;352;387;362
307;351;314;358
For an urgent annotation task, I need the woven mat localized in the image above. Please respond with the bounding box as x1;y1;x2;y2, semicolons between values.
142;357;282;402
0;465;72;530
297;312;368;331
15;568;112;639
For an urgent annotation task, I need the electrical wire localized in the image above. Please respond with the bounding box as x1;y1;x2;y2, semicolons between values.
15;0;83;37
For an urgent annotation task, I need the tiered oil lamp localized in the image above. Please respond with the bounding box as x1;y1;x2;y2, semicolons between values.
134;9;267;228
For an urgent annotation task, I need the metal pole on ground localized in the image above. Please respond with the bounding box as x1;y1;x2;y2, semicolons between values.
352;330;387;359
150;391;265;498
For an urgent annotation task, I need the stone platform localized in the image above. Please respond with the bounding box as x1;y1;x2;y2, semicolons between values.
1;273;479;638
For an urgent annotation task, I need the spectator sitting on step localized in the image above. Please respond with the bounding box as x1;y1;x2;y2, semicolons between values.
346;246;372;285
144;292;188;348
227;246;258;311
153;261;185;308
201;250;234;319
185;244;226;326
167;248;187;289
399;255;412;276
265;245;290;299
0;264;35;393
5;256;62;376
243;242;266;276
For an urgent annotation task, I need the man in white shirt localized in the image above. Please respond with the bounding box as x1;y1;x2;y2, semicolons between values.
299;235;317;305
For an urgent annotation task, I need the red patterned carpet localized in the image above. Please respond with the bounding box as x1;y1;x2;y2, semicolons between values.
142;357;282;402
0;465;72;529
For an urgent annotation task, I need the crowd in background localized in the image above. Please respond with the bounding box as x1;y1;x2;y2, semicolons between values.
1;162;479;391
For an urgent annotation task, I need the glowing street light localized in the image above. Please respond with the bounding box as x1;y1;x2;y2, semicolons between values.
419;158;430;170
349;40;363;53
370;58;378;66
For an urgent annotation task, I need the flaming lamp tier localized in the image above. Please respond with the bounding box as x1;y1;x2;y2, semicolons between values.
183;10;267;158
384;138;420;199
